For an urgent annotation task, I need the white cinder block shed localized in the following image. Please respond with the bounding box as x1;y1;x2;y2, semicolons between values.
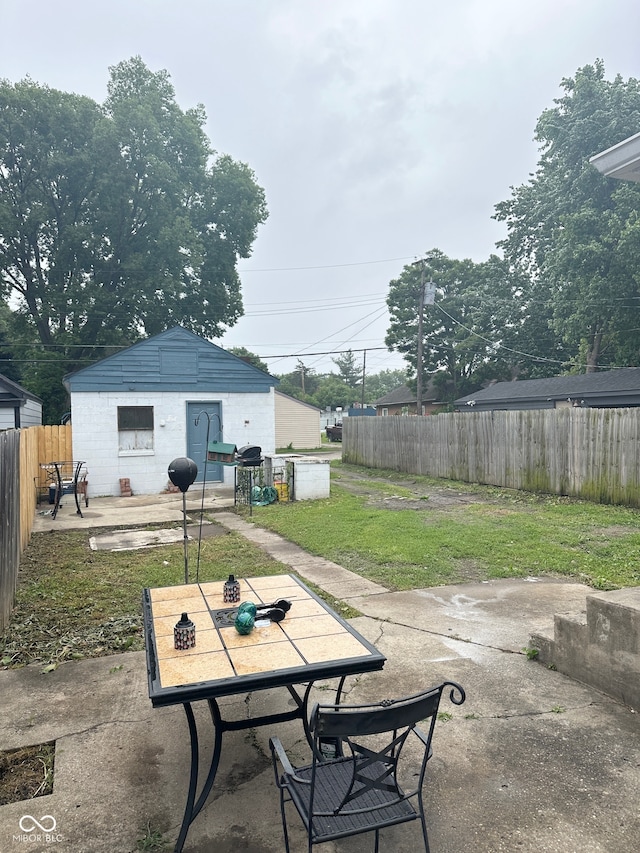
64;327;278;497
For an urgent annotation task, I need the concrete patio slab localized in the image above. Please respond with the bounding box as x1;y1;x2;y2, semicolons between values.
4;485;638;852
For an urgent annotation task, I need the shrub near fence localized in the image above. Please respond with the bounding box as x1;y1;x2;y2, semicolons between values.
343;407;640;507
0;424;73;633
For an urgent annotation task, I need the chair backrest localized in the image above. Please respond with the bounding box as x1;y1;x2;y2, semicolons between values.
308;681;465;816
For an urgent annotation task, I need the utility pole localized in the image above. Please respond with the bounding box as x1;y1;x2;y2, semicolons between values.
361;349;367;408
412;257;435;416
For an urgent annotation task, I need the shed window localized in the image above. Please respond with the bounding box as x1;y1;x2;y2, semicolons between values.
118;406;154;453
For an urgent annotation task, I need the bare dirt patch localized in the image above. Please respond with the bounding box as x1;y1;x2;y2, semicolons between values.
333;467;491;511
0;742;55;805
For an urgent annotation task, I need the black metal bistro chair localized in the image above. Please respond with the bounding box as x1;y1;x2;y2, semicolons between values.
269;680;465;853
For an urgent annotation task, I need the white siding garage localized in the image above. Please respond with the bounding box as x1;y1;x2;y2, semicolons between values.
0;374;42;429
274;391;321;450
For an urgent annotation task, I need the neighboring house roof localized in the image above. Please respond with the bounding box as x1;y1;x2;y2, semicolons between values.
454;368;640;410
0;373;42;406
64;326;278;394
274;390;321;412
373;383;438;407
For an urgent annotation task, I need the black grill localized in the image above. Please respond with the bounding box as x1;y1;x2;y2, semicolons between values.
236;445;263;466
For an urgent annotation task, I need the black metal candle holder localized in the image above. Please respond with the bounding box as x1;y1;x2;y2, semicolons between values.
174;612;196;650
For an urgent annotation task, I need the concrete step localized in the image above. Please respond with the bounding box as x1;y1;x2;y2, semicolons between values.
587;588;640;654
529;588;640;710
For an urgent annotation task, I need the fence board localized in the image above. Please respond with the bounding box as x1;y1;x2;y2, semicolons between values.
1;430;20;633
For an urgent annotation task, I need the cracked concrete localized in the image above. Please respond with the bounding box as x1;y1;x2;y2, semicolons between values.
2;500;639;852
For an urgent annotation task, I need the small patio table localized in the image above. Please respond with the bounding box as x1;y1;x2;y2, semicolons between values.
39;461;86;519
142;573;386;853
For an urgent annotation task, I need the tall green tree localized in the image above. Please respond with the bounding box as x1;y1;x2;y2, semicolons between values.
364;368;408;401
332;349;362;389
0;303;21;382
276;361;320;401
0;57;268;420
228;346;269;373
310;375;354;411
494;61;640;371
385;251;518;400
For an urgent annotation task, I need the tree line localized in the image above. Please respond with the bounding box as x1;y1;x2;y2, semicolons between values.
2;59;640;420
385;60;640;405
229;346;406;411
0;57;267;421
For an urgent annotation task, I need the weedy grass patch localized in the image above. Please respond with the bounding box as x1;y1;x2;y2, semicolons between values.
1;528;284;669
4;462;640;669
248;465;640;591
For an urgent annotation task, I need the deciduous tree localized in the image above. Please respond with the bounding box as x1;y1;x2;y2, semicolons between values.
494;61;640;371
0;57;268;420
385;251;517;400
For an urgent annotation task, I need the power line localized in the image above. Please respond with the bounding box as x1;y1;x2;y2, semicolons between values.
238;256;413;272
432;303;632;371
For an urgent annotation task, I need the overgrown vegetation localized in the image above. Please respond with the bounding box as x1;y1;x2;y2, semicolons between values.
0;741;55;805
1;529;284;669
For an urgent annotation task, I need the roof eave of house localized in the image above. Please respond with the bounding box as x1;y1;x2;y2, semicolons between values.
590;131;640;182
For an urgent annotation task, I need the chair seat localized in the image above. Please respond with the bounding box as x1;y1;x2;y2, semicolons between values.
271;682;466;853
285;758;417;843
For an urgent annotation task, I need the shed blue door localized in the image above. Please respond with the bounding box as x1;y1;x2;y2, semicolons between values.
186;402;222;482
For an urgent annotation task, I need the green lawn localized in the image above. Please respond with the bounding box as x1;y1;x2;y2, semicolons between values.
248;466;640;592
1;529;285;668
3;462;639;669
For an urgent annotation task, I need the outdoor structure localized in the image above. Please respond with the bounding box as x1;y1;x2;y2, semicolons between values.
0;373;42;429
531;586;640;712
454;367;640;413
372;383;441;416
64;327;278;497
263;453;331;501
590;131;640;182
274;390;321;449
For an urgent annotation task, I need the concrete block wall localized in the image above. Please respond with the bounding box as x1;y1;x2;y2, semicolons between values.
291;458;330;500
262;454;331;500
530;587;640;710
70;390;275;497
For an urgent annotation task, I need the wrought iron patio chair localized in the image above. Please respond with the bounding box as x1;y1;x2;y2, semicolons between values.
269;680;466;853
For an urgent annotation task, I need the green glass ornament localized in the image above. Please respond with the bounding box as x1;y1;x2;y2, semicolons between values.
237;601;257;618
235;610;255;635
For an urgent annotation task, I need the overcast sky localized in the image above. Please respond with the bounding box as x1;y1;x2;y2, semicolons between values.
2;0;640;379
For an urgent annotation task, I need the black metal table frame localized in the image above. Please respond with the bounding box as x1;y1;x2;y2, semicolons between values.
142;578;386;853
42;461;86;520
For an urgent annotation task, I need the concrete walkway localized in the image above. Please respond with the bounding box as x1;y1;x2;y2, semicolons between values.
2;501;639;852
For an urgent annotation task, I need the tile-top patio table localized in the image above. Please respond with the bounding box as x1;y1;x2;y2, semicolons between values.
142;573;386;853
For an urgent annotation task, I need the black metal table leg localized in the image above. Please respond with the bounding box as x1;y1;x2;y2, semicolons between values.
173;682;323;852
72;461;84;517
174;703;201;853
51;464;63;519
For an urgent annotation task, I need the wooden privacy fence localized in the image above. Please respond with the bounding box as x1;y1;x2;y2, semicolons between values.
0;424;72;633
343;407;640;507
1;430;20;635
